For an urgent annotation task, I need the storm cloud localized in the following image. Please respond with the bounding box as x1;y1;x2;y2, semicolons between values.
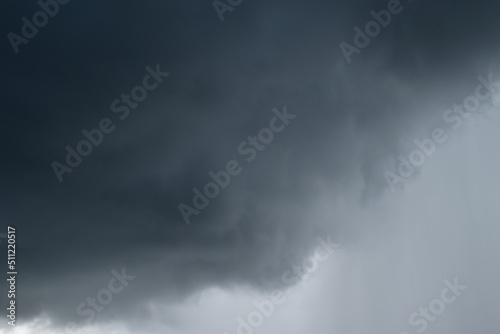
1;0;500;333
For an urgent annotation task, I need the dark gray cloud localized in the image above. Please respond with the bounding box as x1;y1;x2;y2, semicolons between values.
1;0;500;332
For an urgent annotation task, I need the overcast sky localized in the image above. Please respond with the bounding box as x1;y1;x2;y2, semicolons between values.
1;0;500;333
